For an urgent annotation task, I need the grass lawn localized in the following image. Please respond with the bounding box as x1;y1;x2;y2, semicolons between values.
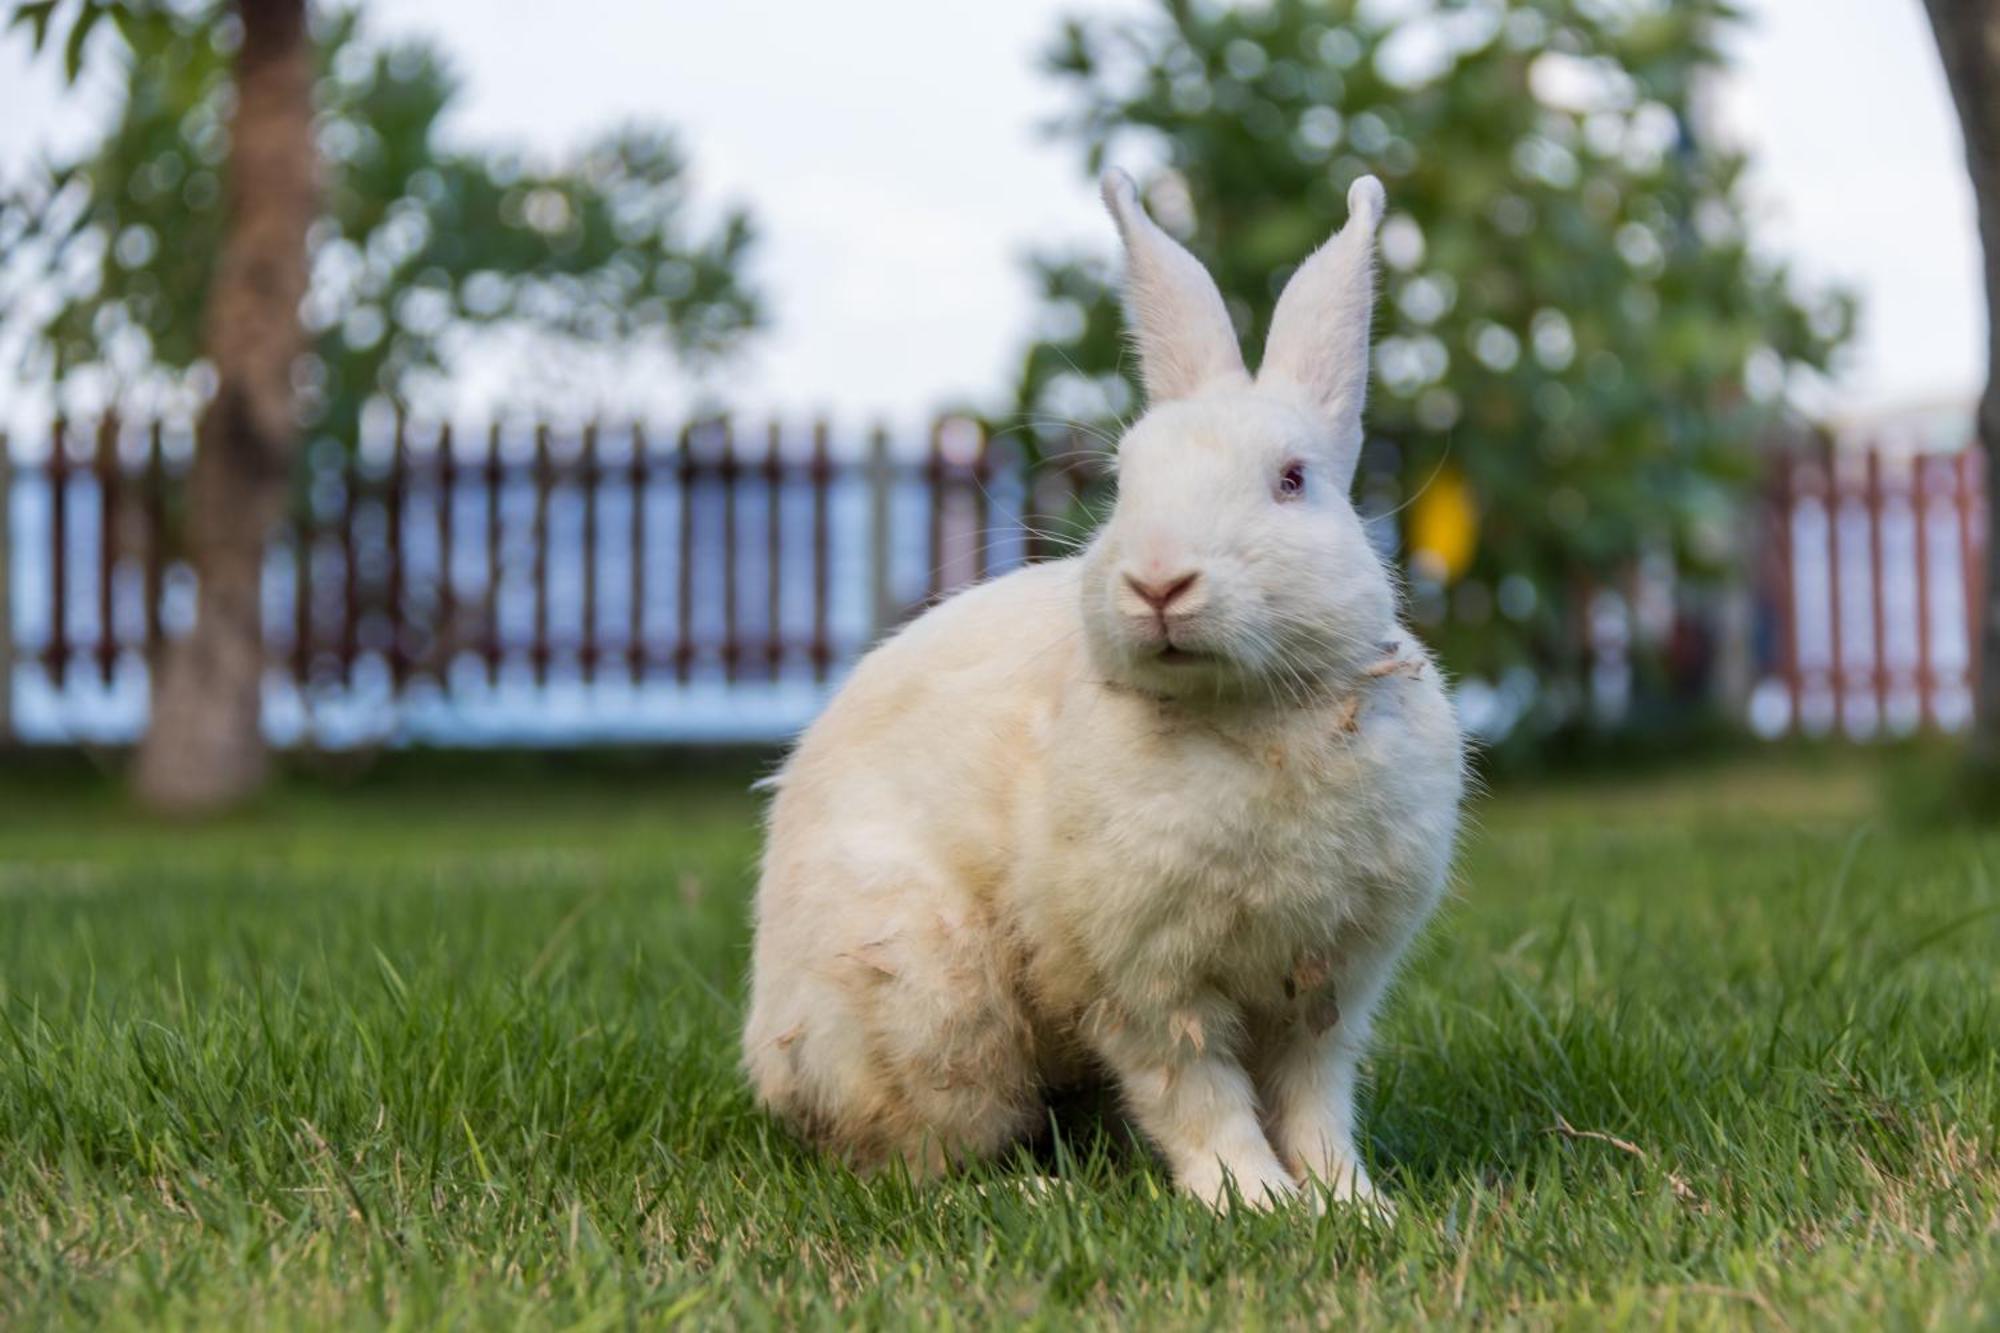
1;749;1997;1329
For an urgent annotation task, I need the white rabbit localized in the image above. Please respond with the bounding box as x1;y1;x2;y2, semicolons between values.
742;171;1465;1211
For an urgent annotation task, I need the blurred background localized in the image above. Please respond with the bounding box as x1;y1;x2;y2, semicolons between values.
0;0;1989;809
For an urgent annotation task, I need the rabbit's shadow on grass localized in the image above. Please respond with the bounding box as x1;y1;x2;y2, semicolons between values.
1001;1073;1535;1199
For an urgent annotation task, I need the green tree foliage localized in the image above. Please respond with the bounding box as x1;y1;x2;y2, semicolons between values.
2;2;762;447
1014;0;1851;735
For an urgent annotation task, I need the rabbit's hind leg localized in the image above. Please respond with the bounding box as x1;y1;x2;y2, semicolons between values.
745;894;1043;1178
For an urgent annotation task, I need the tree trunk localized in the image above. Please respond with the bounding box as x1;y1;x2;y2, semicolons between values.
1923;0;2000;766
132;0;316;813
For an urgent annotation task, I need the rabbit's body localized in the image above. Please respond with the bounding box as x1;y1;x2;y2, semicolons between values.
744;556;1460;1201
744;174;1465;1209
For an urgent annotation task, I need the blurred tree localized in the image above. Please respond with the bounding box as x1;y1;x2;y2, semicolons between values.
1012;0;1850;748
5;4;762;449
13;0;320;812
5;0;762;810
1919;0;2000;782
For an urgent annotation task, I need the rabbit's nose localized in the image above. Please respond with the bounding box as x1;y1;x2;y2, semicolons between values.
1123;570;1201;614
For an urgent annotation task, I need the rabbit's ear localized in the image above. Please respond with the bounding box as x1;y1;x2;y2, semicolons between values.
1101;169;1247;404
1258;176;1385;486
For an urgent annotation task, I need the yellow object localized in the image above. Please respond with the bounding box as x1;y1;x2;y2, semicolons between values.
1407;462;1479;583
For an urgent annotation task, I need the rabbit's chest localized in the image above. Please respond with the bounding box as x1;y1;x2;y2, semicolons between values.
1041;683;1455;1001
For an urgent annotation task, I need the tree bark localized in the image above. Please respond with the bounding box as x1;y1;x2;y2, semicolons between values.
1923;0;2000;766
132;0;316;813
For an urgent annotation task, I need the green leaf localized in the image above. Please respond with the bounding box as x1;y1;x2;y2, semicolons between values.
8;0;60;54
62;0;101;83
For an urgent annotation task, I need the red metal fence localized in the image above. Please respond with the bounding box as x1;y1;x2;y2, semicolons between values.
1757;442;1986;737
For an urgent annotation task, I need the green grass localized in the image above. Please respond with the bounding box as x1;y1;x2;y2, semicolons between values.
1;750;1997;1329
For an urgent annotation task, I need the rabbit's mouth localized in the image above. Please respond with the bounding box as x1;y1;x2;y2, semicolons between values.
1155;644;1214;666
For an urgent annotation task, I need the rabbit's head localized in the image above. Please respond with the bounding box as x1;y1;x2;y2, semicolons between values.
1079;170;1398;702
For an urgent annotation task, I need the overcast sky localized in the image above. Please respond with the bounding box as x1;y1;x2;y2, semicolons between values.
0;0;1982;432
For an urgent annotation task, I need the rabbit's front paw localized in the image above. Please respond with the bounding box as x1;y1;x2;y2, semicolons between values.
1284;1140;1395;1220
1179;1152;1302;1213
1299;1169;1397;1222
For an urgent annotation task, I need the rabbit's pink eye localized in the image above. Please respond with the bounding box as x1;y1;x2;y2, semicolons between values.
1277;461;1307;500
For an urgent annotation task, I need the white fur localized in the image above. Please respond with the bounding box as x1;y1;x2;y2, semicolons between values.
743;174;1464;1211
1100;169;1248;402
1260;176;1385;489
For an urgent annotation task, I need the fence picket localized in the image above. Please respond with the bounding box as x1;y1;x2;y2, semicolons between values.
1772;456;1799;726
1824;455;1846;732
292;442;312;684
1912;451;1932;726
48;417;68;688
925;420;945;603
93;414;118;684
388;408;408;686
970;422;991;585
721;420;740;684
483;422;503;684
581;421;601;683
0;431;11;743
1867;452;1889;726
629;423;647;684
675;423;695;684
437;422;456;679
811;420;831;682
144;420;166;666
1962;449;1986;699
764;422;783;681
531;422;552;685
340;438;360;685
